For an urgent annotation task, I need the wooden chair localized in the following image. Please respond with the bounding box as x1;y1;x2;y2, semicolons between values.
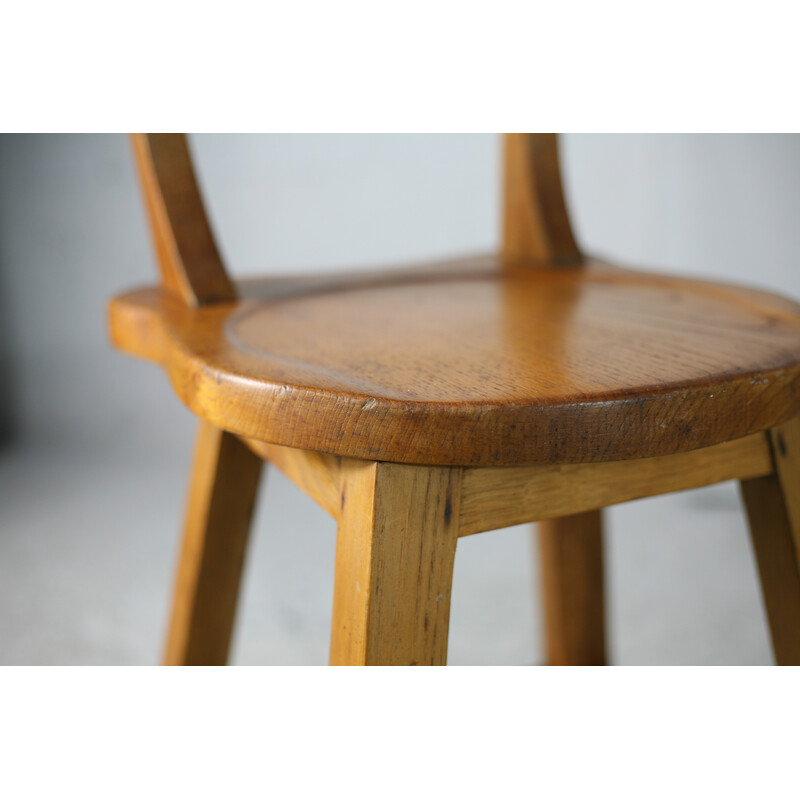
109;133;800;665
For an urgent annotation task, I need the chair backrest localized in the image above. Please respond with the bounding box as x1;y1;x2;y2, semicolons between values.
131;133;581;307
502;133;581;266
131;134;236;306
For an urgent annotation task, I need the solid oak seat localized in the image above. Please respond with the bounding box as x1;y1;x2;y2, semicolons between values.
112;133;800;666
110;253;800;467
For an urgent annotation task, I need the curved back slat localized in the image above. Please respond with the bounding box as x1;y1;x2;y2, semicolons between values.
502;133;582;266
131;133;236;306
132;133;579;305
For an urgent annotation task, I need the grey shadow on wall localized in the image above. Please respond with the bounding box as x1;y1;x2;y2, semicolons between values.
0;135;20;447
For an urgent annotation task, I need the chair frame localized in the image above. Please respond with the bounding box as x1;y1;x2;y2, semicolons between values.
125;133;800;665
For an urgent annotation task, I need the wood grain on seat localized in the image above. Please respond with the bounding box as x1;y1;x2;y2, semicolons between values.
112;133;800;665
109;254;800;466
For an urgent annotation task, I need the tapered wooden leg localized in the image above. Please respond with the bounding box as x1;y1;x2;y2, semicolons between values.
741;421;800;665
537;509;606;665
164;421;264;665
329;461;462;666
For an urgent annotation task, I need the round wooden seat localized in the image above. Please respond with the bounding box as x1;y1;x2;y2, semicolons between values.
109;255;800;466
112;134;800;666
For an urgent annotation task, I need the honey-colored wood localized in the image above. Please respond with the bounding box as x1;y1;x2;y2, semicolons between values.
131;133;235;306
503;133;581;265
329;461;461;665
538;510;605;666
240;437;343;518
164;421;263;665
108;259;800;467
460;432;772;536
741;417;800;664
112;133;800;665
767;417;800;554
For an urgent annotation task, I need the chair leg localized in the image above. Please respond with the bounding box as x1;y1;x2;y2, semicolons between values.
164;421;264;665
537;509;606;665
741;420;800;665
329;461;461;665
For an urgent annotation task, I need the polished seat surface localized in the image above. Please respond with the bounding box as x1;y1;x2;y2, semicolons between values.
109;255;800;466
111;133;800;667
